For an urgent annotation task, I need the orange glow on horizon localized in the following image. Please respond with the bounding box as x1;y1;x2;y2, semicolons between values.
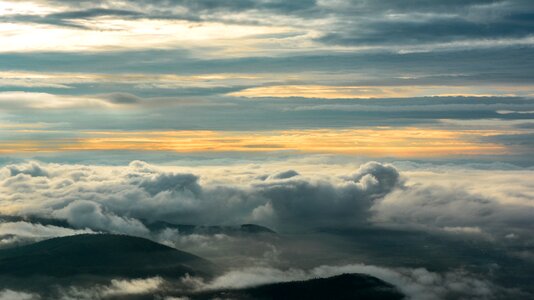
0;128;509;157
229;85;533;99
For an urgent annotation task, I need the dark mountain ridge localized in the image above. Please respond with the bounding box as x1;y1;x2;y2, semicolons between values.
0;233;216;278
172;273;404;300
143;220;276;235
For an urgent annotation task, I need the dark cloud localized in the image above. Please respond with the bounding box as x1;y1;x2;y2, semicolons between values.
101;93;142;104
270;170;299;179
48;8;142;20
319;15;534;46
53;0;319;15
483;133;534;147
6;162;49;177
314;0;534;46
3;0;318;29
139;173;201;196
7;0;532;51
0;8;144;29
2;47;532;83
347;162;401;197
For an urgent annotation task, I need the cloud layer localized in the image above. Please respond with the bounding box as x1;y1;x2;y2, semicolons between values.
1;263;511;300
0;160;533;298
1;160;532;242
0;160;401;231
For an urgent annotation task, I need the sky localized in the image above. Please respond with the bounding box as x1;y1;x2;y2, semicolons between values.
0;0;533;163
0;1;533;299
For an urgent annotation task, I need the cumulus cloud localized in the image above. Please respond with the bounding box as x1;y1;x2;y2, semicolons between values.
139;173;201;197
5;162;49;178
51;200;149;236
346;161;401;197
0;160;402;231
1;159;533;244
371;182;534;240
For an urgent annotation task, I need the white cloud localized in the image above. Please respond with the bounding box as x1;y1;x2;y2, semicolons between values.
51;200;149;236
0;160;532;243
442;226;482;234
58;277;163;300
0;92;112;110
371;181;534;239
0;18;293;56
0;289;39;300
0;221;94;248
0;160;402;231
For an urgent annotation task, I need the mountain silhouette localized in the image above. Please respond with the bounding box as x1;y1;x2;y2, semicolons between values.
0;234;216;278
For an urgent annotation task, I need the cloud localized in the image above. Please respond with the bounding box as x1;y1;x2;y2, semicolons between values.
0;290;39;300
1;159;533;236
0;221;94;248
101;277;163;296
1;0;532;58
442;226;483;234
51;200;149;236
0;263;519;300
0;92;116;110
0;160;402;231
318;14;534;47
347;162;401;196
310;265;499;300
270;170;299;179
101;93;142;104
0;159;533;249
57;277;163;300
139;173;201;197
1;8;143;29
371;181;534;240
35;0;318;22
6;162;49;177
0;159;532;297
192;263;503;300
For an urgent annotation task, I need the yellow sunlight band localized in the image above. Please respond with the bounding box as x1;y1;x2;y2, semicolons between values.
0;128;507;157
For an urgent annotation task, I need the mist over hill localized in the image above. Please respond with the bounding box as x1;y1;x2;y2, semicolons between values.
185;273;405;300
0;234;408;300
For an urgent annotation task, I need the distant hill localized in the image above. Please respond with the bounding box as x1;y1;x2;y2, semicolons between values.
0;214;71;228
190;273;404;300
143;220;276;235
0;215;276;237
0;234;216;279
0;235;405;300
239;223;276;234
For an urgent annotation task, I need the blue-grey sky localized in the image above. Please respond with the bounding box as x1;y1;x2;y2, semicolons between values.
0;0;533;162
